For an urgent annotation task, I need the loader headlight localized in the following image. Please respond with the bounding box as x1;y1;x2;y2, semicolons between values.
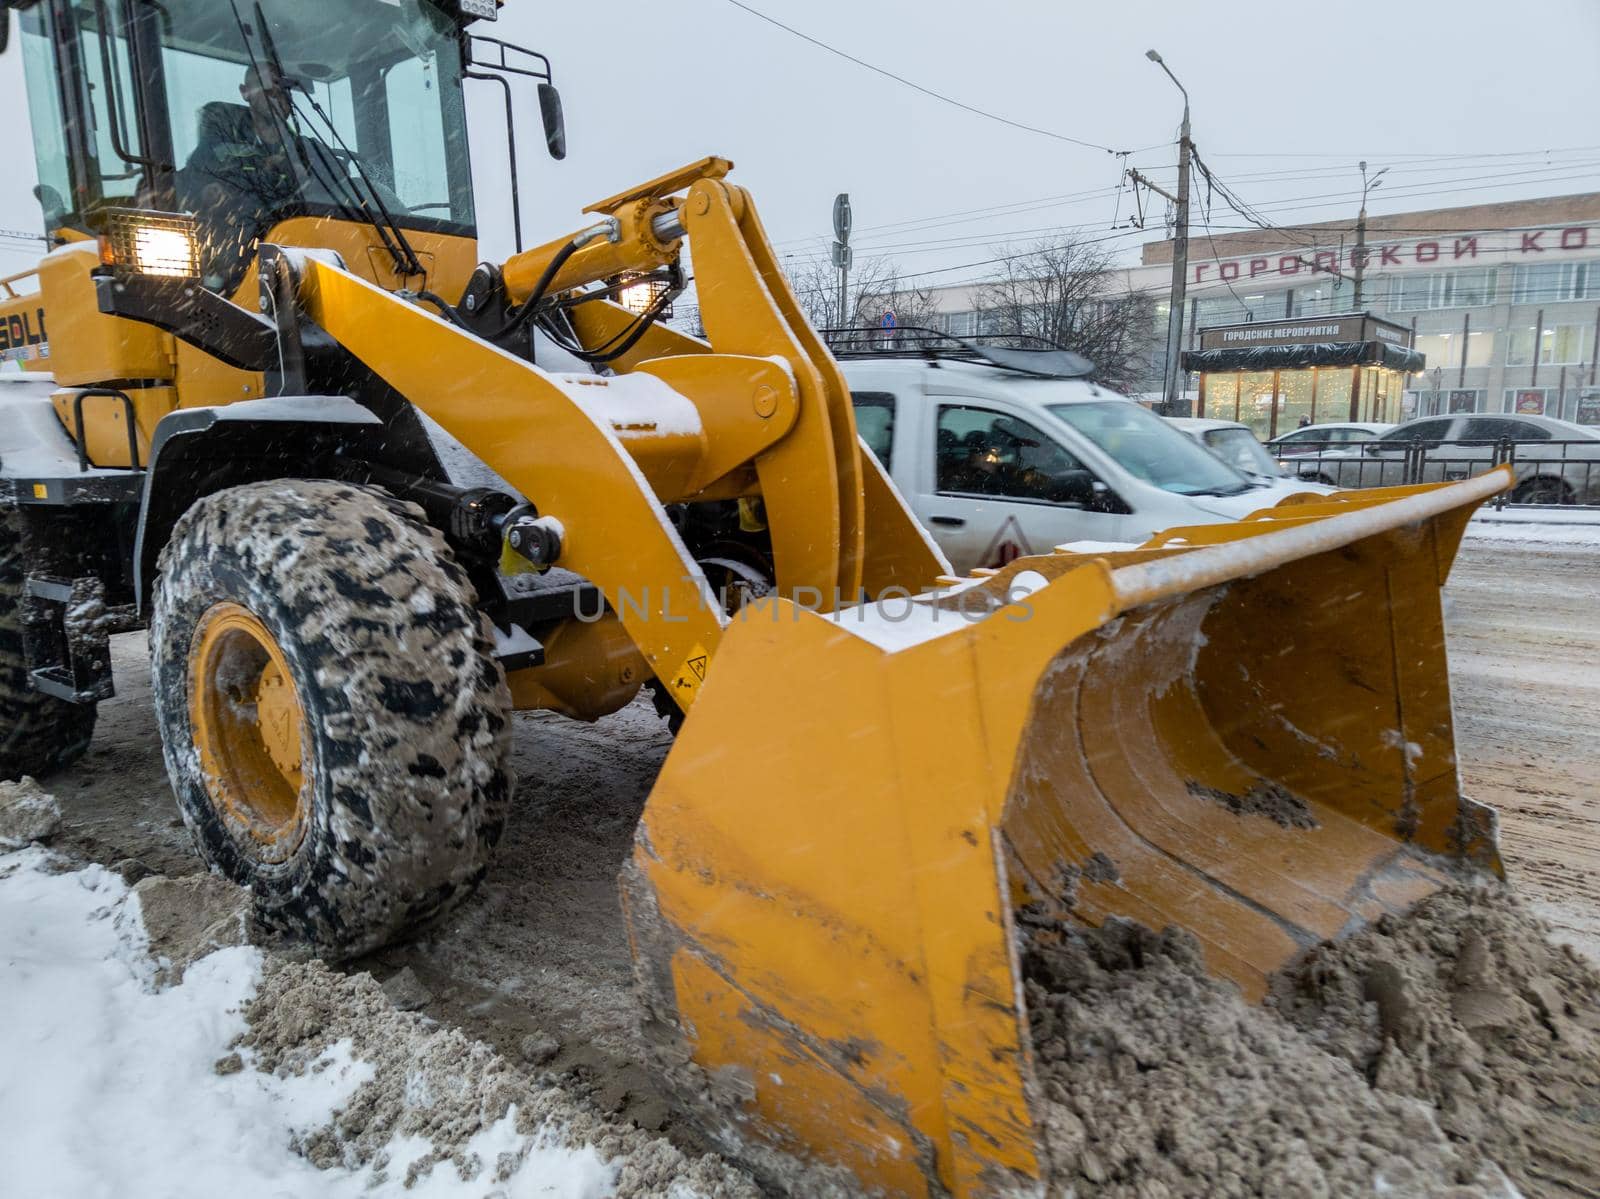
617;276;671;317
97;209;200;279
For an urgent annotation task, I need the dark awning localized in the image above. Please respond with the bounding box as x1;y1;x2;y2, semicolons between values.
1182;340;1425;374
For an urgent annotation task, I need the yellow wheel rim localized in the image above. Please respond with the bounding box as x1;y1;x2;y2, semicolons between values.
188;602;309;862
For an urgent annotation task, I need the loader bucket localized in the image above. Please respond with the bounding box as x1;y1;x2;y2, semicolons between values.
621;469;1509;1197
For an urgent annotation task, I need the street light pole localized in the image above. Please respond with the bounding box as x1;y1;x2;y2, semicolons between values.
1148;49;1192;416
1352;161;1387;313
832;193;853;339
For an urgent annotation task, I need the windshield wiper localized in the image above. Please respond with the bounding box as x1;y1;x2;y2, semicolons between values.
287;81;427;279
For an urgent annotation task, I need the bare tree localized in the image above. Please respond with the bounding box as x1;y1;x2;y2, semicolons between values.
785;255;942;339
974;238;1157;393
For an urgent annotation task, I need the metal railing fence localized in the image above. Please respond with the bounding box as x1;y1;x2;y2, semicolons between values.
1275;438;1600;509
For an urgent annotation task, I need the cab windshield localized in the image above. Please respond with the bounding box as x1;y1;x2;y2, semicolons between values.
1047;401;1255;497
21;0;473;289
165;0;473;283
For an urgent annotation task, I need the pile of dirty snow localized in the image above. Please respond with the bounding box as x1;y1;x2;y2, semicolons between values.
1271;884;1600;1198
1022;914;1517;1197
0;776;62;845
1023;884;1600;1198
239;958;758;1198
0;833;755;1198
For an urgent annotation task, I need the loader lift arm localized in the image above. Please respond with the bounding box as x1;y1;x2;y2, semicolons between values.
284;157;943;713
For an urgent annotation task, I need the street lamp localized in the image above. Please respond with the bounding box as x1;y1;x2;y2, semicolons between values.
1146;49;1192;416
1359;160;1389;214
1351;161;1388;312
1145;49;1189;111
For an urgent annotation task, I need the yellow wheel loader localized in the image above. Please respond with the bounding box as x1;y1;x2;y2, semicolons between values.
0;0;1508;1192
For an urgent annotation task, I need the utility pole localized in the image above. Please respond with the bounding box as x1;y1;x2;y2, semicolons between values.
832;193;852;336
1352;161;1387;313
1147;50;1191;416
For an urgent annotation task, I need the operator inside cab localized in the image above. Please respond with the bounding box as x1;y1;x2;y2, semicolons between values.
176;63;403;289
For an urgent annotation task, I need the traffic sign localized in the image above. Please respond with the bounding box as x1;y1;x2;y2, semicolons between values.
833;193;852;242
881;310;897;329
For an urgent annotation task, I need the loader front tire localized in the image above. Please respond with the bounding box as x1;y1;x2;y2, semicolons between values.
0;506;96;779
150;480;512;957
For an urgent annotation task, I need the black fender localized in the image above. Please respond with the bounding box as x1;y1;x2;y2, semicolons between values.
132;397;393;610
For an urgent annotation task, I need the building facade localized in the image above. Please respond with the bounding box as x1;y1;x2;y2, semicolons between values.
920;192;1600;427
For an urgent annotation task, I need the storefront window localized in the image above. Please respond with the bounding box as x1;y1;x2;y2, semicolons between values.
1362;370;1409;423
1205;373;1240;422
1351;368;1376;422
1409;386;1479;417
1277;369;1315;434
1317;369;1353;423
1237;371;1275;438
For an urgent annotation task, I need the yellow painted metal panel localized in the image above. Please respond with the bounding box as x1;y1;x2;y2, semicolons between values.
37;243;174;386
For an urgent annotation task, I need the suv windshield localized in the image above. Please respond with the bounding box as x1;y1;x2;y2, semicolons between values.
1047;402;1254;496
1204;427;1282;479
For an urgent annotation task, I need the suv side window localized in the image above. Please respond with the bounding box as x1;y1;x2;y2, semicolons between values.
850;392;897;468
1461;417;1550;442
936;405;1095;504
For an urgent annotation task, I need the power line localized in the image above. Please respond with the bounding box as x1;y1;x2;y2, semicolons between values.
771;182;1128;248
1204;143;1600;160
866;160;1599;267
777;151;1600;265
719;0;1126;155
851;167;1600;291
1204;163;1600;223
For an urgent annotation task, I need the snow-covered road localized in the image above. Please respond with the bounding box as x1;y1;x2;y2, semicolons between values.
1451;528;1600;960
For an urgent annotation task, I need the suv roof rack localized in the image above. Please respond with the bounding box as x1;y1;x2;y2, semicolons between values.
819;326;1096;380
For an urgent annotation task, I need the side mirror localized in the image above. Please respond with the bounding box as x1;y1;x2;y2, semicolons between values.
537;82;566;160
34;184;65;233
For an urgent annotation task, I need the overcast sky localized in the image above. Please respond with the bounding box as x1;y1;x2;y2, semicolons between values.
0;0;1597;285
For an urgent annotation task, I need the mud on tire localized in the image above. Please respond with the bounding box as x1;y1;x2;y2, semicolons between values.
150;480;512;956
0;505;96;778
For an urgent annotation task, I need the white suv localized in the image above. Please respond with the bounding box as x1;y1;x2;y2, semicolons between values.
837;346;1328;574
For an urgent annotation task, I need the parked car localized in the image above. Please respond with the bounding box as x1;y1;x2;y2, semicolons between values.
1166;417;1285;482
1285;413;1600;504
1267;422;1394;458
836;343;1331;574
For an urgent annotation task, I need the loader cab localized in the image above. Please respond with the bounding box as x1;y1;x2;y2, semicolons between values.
14;0;480;296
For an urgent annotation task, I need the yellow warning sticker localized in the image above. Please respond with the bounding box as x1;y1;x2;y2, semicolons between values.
669;642;710;705
31;483;47;499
